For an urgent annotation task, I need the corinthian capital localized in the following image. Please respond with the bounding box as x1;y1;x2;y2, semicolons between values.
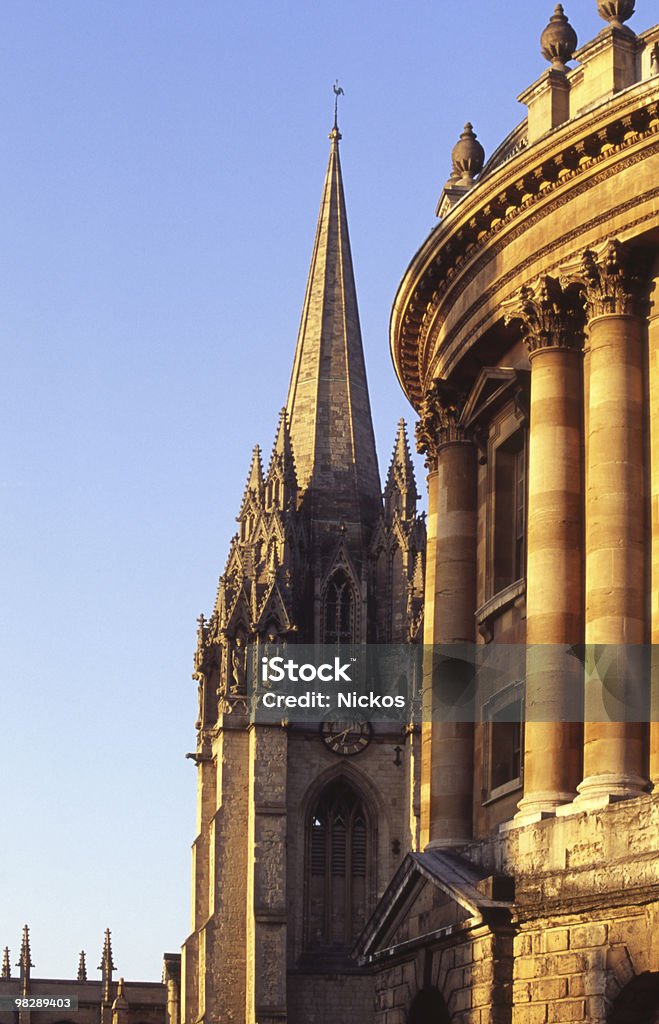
560;239;649;319
503;275;586;355
415;381;469;467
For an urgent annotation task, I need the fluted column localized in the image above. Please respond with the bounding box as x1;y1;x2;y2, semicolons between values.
416;384;477;848
504;277;585;823
563;239;650;805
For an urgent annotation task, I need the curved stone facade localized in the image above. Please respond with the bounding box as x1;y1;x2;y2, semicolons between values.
362;5;659;1023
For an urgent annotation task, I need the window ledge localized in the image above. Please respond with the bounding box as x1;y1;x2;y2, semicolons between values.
475;578;526;642
483;777;523;806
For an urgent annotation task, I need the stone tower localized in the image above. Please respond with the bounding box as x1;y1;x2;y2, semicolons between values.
181;116;425;1024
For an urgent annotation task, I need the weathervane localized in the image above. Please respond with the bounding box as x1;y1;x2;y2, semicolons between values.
332;80;344;130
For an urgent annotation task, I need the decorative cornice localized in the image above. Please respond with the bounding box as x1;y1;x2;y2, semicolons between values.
427;177;659;387
392;85;659;407
415;381;470;468
560;237;650;319
503;275;586;355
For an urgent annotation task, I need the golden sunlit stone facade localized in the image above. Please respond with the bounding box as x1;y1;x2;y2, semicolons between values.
356;3;659;1023
180;121;425;1024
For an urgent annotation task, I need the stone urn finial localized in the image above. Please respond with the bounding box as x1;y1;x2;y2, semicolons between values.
597;0;635;30
541;5;578;72
451;123;485;185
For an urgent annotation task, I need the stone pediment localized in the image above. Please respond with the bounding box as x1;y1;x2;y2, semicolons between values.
461;366;529;430
355;850;513;963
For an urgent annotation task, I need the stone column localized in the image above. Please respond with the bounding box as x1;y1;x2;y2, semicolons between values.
416;384;477;848
648;255;659;786
564;239;650;805
504;277;585;823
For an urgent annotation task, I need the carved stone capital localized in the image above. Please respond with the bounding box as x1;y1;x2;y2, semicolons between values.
560;239;650;320
415;381;470;468
504;275;586;356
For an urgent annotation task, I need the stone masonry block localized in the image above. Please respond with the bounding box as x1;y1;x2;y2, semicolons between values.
547;999;586;1022
570;924;607;949
568;976;585;998
513;981;531;1004
545;929;569;953
470;984;492;1008
455;944;473;967
514;958;539;980
554;954;588;975
530;978;568;1002
450;987;471;1013
587;994;606;1019
515;1004;548;1024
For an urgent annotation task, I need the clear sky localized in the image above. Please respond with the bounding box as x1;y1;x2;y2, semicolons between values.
0;0;637;983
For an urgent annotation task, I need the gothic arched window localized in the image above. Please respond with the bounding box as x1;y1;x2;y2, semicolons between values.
324;570;354;644
306;778;371;950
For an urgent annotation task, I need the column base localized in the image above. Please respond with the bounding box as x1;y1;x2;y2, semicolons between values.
424;837;470;851
556;773;649;814
507;791;576;829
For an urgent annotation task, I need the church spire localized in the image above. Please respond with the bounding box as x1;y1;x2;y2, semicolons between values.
285;115;382;530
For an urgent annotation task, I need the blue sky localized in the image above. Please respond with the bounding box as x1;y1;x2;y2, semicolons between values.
0;0;633;981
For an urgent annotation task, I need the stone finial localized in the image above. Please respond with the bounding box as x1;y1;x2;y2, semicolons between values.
99;928;116;1002
597;0;635;30
113;977;129;1008
450;124;485;185
541;5;578;71
77;950;88;983
2;947;10;979
17;926;33;972
17;926;33;997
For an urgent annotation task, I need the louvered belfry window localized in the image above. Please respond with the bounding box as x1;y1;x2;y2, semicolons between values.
307;779;370;950
324;570;355;644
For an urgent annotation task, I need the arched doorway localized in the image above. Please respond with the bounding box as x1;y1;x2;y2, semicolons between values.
407;987;451;1024
609;972;659;1024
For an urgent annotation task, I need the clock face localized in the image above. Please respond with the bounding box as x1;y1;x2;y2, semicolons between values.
320;716;373;756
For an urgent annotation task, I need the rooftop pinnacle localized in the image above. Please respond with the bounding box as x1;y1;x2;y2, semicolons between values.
285;121;381;527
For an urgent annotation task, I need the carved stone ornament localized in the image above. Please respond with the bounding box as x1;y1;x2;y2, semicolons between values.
450;124;485;184
415;381;469;467
541;5;578;72
560;239;649;320
597;0;635;30
503;275;586;355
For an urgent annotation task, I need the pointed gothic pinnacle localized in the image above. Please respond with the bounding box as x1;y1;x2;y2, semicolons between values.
2;947;10;979
18;925;33;971
386;420;417;487
242;445;264;498
77;950;87;983
267;408;298;481
98;928;116;973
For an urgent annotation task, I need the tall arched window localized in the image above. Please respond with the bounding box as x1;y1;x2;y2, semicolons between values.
324;570;354;644
306;779;371;950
